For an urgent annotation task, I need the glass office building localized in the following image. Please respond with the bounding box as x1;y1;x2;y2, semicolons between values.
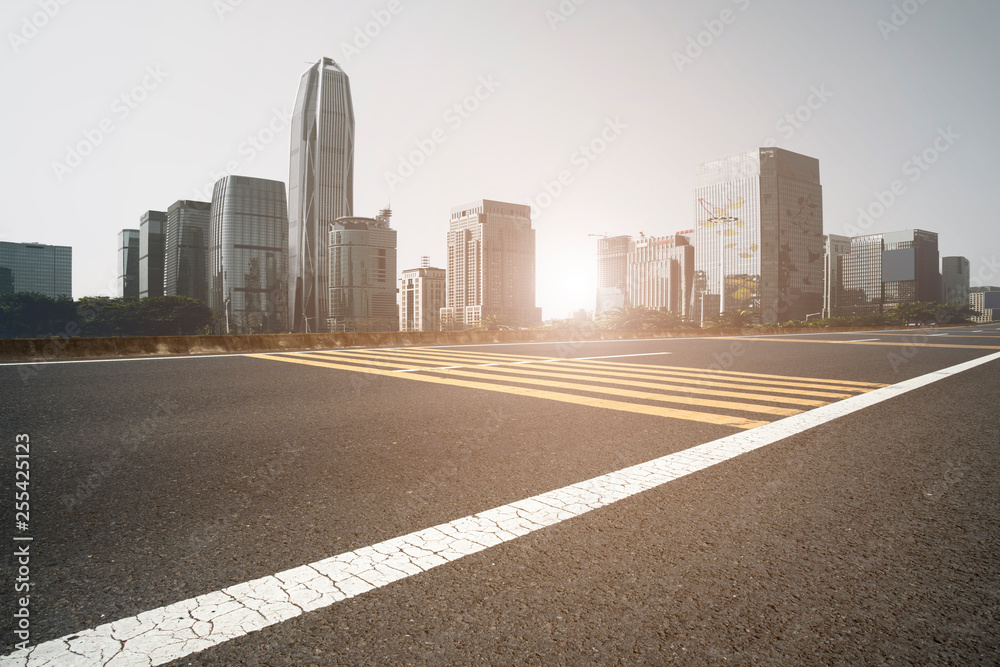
834;229;940;316
139;210;167;299
693;148;824;323
595;235;631;315
117;229;140;298
0;241;72;298
288;57;355;332
164;200;211;303
941;256;970;305
328;210;397;332
209;176;289;333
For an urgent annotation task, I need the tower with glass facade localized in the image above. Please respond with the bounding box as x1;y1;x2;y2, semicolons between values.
441;199;541;329
693;148;824;323
117;229;140;298
164;200;211;303
209;176;289;333
139;210;167;299
941;256;970;306
288;57;355;333
626;234;694;317
0;241;72;298
595;235;631;315
327;209;397;332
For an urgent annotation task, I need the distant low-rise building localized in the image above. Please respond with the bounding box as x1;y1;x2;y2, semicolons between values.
0;241;72;298
970;287;1000;323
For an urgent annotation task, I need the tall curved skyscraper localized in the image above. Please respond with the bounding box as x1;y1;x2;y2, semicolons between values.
288;57;355;332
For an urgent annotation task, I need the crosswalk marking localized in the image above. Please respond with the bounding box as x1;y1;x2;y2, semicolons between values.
251;353;771;429
253;348;882;430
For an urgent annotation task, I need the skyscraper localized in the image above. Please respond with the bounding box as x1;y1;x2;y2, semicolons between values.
117;229;140;299
164;200;211;303
327;209;397;332
288;57;355;332
209;175;289;333
595;234;631;315
941;256;970;305
441;199;541;329
0;241;72;298
139;210;167;299
693;148;824;323
822;234;851;318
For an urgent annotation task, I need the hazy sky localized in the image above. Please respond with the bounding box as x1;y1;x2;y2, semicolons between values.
3;0;999;318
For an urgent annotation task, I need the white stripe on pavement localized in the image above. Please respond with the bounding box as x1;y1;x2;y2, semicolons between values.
5;350;1000;667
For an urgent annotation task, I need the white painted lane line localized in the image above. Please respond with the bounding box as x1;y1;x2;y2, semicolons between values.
6;351;1000;667
846;339;881;343
928;333;949;337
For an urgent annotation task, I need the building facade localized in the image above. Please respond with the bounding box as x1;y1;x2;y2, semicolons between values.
400;259;446;332
970;287;1000;323
208;176;289;333
117;229;140;299
327;210;397;332
834;229;941;316
441;199;541;329
941;256;970;306
626;234;694;318
822;234;851;318
0;241;72;298
595;234;631;315
693;148;824;323
288;57;355;332
139;210;167;299
164;200;211;303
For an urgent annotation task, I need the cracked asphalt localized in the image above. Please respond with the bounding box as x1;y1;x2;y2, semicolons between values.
1;326;999;665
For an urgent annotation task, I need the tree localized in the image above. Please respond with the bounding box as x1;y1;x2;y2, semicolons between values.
710;309;754;329
0;292;77;338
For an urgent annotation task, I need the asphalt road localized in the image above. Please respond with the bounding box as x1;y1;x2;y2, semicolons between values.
2;324;999;665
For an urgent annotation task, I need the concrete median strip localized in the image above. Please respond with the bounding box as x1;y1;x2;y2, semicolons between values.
4;350;1000;666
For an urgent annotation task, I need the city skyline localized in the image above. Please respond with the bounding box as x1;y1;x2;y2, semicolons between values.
4;1;1000;319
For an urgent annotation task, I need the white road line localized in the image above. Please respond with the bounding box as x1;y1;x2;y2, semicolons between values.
928;333;949;337
846;338;881;343
5;351;1000;667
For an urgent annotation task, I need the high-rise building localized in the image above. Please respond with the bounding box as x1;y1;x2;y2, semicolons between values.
117;229;140;299
941;256;970;305
139;210;167;299
822;234;851;318
626;234;694;318
288;57;355;332
208;176;289;333
693;147;824;323
595;234;631;315
0;241;72;298
164;200;211;303
327;209;397;332
441;199;541;329
400;257;446;332
834;229;941;316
